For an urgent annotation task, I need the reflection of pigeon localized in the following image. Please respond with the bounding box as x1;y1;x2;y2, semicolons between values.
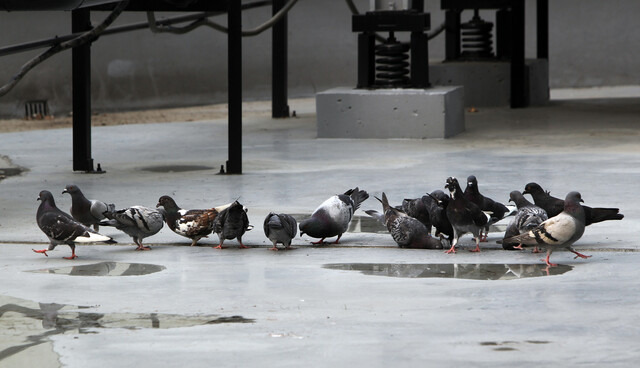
376;193;443;249
299;187;369;244
263;213;298;251
62;184;110;231
34;190;115;259
213;201;252;249
523;182;623;226
100;205;164;251
444;177;489;253
463;175;510;241
503;191;589;267
157;195;230;246
425;190;453;241
502;191;548;251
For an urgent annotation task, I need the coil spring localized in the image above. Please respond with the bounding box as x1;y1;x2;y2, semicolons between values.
460;10;494;59
375;36;410;87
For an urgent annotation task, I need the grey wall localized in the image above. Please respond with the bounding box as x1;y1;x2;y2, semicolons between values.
0;0;638;117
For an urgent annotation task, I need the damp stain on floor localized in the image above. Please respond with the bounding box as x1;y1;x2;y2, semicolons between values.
140;165;213;173
27;262;166;276
323;263;573;280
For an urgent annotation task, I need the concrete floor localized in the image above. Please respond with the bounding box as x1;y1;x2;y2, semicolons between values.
0;97;639;367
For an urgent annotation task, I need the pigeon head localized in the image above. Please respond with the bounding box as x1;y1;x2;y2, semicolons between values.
156;195;179;211
444;177;461;198
37;190;57;208
523;182;544;195
62;184;80;196
565;191;584;205
509;190;529;208
466;175;478;189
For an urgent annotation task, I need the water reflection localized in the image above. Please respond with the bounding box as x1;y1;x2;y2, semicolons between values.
28;262;166;276
0;296;254;362
323;263;573;280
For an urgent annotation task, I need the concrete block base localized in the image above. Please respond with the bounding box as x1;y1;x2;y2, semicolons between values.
430;59;549;107
316;86;465;139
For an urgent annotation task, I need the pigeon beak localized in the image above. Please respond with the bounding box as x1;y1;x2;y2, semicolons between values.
580;199;584;203
37;197;41;201
62;189;68;194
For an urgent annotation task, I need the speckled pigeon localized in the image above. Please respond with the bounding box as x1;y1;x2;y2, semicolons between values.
34;190;116;259
502;191;548;251
213;200;253;249
156;195;231;246
299;187;369;245
444;177;490;253
376;193;443;249
503;191;589;267
463;175;511;241
62;184;110;231
100;204;164;251
523;182;623;226
263;212;298;251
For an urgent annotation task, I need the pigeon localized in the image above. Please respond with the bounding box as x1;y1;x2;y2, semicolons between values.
444;177;490;253
62;184;110;231
425;190;453;242
523;182;624;226
34;190;116;259
503;191;590;267
375;192;443;249
156;195;232;246
263;212;298;251
100;205;164;251
399;197;432;233
463;175;511;241
213;200;253;249
299;187;369;245
502;191;548;251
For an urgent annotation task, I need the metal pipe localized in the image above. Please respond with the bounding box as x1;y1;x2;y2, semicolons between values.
0;0;119;11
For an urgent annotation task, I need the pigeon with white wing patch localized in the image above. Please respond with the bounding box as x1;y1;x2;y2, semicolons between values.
34;190;116;259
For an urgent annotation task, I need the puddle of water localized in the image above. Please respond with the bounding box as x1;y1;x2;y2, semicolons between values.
140;165;213;173
0;167;25;183
27;262;166;276
0;296;254;362
323;263;573;280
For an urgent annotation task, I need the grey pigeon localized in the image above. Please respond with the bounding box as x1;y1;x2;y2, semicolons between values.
523;182;623;226
426;190;454;242
100;205;164;251
503;191;590;267
157;195;232;246
213;200;252;249
34;190;116;259
263;212;298;251
62;184;110;231
444;177;490;253
375;192;443;249
299;187;369;245
463;175;511;241
502;190;548;251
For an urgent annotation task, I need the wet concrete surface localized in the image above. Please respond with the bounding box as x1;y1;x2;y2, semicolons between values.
0;98;639;367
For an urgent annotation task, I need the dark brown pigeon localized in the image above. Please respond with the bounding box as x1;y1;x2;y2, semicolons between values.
444;177;490;253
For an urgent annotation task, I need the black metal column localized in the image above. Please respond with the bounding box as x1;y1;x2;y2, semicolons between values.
510;0;526;108
410;31;429;88
356;33;375;88
272;0;289;118
536;0;549;59
444;9;460;61
226;0;242;174
71;9;94;172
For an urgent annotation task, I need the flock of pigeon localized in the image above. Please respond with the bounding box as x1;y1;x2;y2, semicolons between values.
34;176;624;267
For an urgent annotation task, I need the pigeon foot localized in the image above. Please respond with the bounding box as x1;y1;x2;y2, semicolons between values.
570;250;591;259
311;238;326;245
532;246;542;253
444;246;457;254
512;244;524;250
213;244;225;249
469;245;482;252
33;249;49;257
269;247;279;251
238;244;250;249
135;246;152;251
63;255;78;260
